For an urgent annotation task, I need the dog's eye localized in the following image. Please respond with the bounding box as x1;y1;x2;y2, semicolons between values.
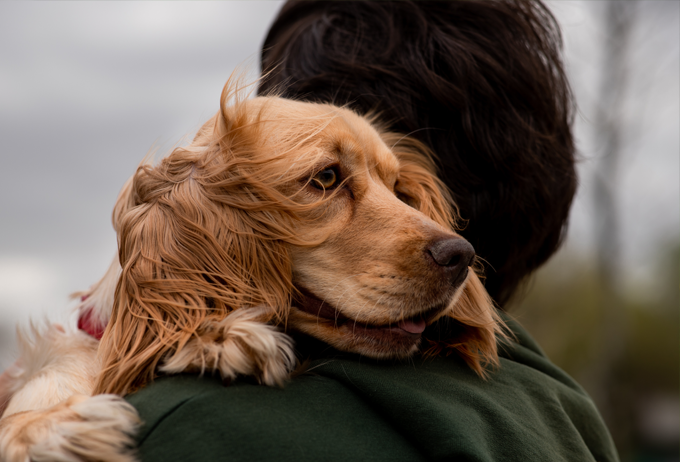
312;167;339;190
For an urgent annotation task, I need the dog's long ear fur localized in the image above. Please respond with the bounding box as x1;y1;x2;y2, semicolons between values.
423;272;508;378
384;133;458;231
94;85;324;396
383;131;508;377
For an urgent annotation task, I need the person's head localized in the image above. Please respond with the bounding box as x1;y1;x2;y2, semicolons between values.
259;0;576;308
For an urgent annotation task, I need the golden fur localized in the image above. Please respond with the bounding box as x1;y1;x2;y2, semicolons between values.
95;80;505;395
1;78;506;460
0;394;138;462
0;325;99;418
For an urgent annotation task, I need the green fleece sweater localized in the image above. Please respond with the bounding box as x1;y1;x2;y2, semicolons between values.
126;316;619;461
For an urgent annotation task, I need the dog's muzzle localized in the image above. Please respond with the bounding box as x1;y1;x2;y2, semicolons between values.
425;236;475;288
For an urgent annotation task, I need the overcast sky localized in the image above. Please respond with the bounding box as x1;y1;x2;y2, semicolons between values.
0;1;678;368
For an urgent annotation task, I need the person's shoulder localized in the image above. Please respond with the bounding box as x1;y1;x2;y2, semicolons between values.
497;311;586;392
126;371;423;462
125;327;620;462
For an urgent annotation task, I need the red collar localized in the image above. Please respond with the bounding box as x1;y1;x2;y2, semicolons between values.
78;299;106;340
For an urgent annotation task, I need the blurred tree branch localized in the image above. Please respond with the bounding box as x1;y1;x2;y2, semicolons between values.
586;0;639;454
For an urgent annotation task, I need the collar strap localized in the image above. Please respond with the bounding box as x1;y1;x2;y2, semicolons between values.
77;303;106;340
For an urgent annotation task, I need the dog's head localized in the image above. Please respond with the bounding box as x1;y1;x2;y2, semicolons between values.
95;81;505;395
282;113;499;364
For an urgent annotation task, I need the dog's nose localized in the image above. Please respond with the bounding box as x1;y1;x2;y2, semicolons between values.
426;237;475;286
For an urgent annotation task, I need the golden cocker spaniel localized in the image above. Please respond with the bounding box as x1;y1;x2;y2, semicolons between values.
0;78;504;461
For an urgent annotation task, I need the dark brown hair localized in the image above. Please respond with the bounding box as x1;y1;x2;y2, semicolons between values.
259;0;576;308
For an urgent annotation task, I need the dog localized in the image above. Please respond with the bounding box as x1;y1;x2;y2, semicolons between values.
0;79;505;461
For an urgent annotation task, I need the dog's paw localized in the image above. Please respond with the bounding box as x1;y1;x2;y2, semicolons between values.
0;394;140;462
160;308;296;386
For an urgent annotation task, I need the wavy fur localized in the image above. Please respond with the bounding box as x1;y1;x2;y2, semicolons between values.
92;77;506;395
95;78;348;395
2;76;507;461
0;394;139;462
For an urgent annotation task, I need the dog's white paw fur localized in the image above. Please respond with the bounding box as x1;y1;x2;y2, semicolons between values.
1;325;99;418
160;308;296;386
0;394;139;462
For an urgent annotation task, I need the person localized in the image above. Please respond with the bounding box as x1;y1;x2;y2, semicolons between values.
258;0;576;309
125;1;619;460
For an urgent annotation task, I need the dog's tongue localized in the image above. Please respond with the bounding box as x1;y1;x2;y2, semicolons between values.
398;318;426;334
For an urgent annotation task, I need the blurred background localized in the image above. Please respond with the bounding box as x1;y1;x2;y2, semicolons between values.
0;2;677;461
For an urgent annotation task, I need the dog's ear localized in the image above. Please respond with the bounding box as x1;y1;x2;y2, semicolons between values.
380;132;459;231
94;136;295;395
385;132;508;377
423;271;508;378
